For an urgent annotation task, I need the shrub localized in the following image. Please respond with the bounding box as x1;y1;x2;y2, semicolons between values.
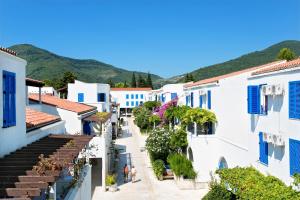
134;107;152;131
170;128;188;152
143;101;161;111
149;114;161;128
146;128;172;161
202;184;236;200
152;159;165;180
105;174;116;186
167;153;197;179
217;167;300;199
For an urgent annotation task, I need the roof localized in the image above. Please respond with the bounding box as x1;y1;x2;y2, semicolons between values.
111;87;152;91
0;134;92;199
83;112;112;123
0;46;17;56
185;60;286;88
252;58;300;76
26;78;45;87
26;108;61;131
29;94;96;114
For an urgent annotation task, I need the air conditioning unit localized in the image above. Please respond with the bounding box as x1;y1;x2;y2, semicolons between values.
266;133;274;143
275;135;285;146
274;84;284;95
199;90;207;96
265;85;274;96
263;132;269;142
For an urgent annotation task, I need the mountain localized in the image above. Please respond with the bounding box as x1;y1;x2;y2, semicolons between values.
165;40;300;84
9;44;163;86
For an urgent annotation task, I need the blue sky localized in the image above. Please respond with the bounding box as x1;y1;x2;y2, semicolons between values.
1;0;300;78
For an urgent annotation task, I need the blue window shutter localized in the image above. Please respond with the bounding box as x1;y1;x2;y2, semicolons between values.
199;95;203;108
126;101;129;106
290;139;300;176
131;94;134;99
140;94;144;99
248;85;260;114
171;93;177;100
3;71;16;127
289;81;300;119
126;94;129;99
136;94;138;99
78;93;84;102
259;132;268;165
103;93;106;102
136;101;138;106
207;90;211;109
97;93;100;102
186;96;189;106
3;71;9;127
191;92;194;107
10;73;16;126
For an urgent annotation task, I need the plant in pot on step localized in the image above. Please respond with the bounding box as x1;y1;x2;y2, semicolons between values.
106;174;117;192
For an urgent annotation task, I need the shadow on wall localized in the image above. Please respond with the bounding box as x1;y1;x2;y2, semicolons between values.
268;144;285;161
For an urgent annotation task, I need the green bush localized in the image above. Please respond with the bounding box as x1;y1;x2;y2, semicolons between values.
167;153;197;180
152;159;165;180
105;174;116;186
217;167;300;200
146;128;172;161
143;101;161;111
202;184;236;200
170;128;188;152
134;107;152;131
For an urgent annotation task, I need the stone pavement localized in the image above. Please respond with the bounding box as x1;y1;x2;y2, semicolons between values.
92;117;208;200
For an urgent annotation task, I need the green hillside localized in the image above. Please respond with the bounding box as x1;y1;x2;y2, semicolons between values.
167;40;300;83
9;44;163;85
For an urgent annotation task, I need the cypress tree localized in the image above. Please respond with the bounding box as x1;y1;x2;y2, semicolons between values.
146;72;153;89
131;73;137;87
138;75;146;87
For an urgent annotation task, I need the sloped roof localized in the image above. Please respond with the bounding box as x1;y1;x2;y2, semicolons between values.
29;94;96;114
0;46;17;56
184;60;286;88
26;108;61;130
111;87;152;91
252;58;300;75
26;78;45;87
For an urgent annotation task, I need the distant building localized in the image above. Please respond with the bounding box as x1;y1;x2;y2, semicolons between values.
28;85;58;96
110;87;152;114
149;83;186;105
68;80;110;112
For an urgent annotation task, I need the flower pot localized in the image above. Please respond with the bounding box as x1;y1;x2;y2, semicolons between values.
108;183;118;192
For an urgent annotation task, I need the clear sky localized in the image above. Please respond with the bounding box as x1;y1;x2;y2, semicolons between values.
1;0;300;78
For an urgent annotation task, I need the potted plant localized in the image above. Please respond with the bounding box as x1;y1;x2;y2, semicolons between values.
106;174;117;192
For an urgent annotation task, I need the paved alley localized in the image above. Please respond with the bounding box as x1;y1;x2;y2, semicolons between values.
92;117;208;200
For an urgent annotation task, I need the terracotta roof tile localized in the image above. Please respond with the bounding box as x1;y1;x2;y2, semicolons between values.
111;87;152;91
0;46;17;56
252;58;300;75
29;94;96;114
26;108;60;129
185;60;286;88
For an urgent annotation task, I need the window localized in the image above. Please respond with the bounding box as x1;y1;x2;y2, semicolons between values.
97;93;106;102
126;101;129;106
131;94;134;99
191;92;194;107
199;95;203;108
135;94;138;99
3;70;16;128
140;94;144;99
186;95;190;106
171;93;177;100
161;94;165;103
248;85;260;114
290;138;300;176
131;101;134;106
259;132;268;165
126;94;129;99
78;93;84;102
289;81;300;119
207;90;211;109
135;101;139;106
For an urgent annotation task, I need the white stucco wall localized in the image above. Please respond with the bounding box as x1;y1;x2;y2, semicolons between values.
248;68;300;184
68;80;110;112
150;83;186;105
110;90;150;109
0;51;28;157
28;86;58;96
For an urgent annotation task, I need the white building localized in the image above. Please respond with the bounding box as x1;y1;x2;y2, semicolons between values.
29;94;97;134
149;83;186;105
68;80;110;112
110;87;152;114
28;85;58;96
183;60;300;185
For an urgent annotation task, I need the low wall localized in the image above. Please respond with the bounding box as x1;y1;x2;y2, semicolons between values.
65;165;92;200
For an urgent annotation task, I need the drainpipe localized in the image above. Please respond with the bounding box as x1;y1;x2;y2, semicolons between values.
39;87;42;104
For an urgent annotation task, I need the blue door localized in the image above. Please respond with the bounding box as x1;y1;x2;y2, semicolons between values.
83;121;91;135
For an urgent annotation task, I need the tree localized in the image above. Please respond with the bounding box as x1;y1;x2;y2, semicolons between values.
60;71;77;87
114;82;125;88
131;73;137;87
107;79;114;87
124;81;128;88
137;75;147;87
277;48;296;61
146;72;153;89
184;73;195;83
